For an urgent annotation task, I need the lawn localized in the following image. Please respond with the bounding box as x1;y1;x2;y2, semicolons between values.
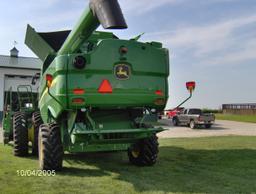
1;136;256;194
216;113;256;123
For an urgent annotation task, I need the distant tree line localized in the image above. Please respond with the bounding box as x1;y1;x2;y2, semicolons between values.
202;109;222;114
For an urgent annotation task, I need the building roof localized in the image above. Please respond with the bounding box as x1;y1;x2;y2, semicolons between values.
0;55;42;70
10;47;19;57
10;47;19;52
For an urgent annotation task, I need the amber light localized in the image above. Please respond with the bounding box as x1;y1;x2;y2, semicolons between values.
72;98;85;104
98;79;113;93
73;88;85;95
155;90;164;96
46;74;53;87
154;98;165;106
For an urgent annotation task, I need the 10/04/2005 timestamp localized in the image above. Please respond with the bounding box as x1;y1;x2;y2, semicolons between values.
17;170;56;177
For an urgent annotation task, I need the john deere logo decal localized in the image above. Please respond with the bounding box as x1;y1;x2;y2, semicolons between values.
115;64;130;80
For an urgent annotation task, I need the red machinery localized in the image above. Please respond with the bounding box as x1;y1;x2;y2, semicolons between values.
165;81;196;118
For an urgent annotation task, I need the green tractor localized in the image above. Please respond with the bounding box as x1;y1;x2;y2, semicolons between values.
2;82;42;156
25;0;169;170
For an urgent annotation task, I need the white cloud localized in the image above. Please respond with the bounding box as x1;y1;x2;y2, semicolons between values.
119;0;240;15
22;0;61;10
119;0;183;14
202;39;256;66
146;14;256;66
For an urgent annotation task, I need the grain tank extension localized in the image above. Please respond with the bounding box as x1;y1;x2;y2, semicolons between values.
25;0;169;170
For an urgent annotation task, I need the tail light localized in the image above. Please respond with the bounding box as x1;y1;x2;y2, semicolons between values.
155;90;164;96
72;98;85;104
73;88;85;95
154;98;165;106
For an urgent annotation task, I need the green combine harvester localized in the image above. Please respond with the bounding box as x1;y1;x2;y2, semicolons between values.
23;0;170;170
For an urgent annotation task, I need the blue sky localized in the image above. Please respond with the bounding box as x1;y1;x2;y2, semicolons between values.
0;0;255;109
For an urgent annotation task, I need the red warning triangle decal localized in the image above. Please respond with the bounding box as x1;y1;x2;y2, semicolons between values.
98;79;113;93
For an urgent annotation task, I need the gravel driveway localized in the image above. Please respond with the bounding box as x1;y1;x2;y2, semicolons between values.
158;119;256;138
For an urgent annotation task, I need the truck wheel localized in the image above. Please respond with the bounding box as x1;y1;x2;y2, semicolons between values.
13;112;28;156
38;123;63;170
128;134;159;166
189;120;196;129
32;111;43;155
172;117;179;126
205;124;212;129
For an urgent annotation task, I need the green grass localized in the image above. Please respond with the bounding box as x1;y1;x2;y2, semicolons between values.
1;136;256;194
216;113;256;123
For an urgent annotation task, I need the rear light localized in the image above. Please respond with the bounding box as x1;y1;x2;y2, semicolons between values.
46;74;53;87
186;81;196;93
155;90;164;96
98;79;113;93
72;98;85;104
73;88;85;95
154;98;165;106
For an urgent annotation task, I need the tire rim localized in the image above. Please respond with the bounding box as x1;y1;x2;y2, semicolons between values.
190;121;195;128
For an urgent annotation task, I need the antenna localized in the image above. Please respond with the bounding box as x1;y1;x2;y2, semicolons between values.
13;41;18;47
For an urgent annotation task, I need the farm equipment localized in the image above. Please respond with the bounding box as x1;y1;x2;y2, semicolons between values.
175;81;196;109
166;81;196;115
25;0;169;170
2;84;42;155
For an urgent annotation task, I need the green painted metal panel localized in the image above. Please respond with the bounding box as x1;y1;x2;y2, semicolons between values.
66;39;169;109
68;143;130;153
58;8;99;55
25;25;56;62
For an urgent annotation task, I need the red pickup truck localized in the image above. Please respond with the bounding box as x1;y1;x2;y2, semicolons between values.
166;107;184;119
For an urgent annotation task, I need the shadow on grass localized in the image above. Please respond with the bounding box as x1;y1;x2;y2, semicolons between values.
195;124;227;130
62;147;256;193
164;122;227;130
60;166;110;177
4;143;39;161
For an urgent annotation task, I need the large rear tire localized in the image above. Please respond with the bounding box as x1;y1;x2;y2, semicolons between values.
32;111;43;155
38;123;63;170
128;134;159;166
13;112;28;156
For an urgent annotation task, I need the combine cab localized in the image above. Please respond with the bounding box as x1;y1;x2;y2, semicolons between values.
25;0;169;170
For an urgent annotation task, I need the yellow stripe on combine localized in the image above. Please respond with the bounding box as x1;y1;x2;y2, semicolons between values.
39;79;58;105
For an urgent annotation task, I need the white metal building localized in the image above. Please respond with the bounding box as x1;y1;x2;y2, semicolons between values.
0;47;42;121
